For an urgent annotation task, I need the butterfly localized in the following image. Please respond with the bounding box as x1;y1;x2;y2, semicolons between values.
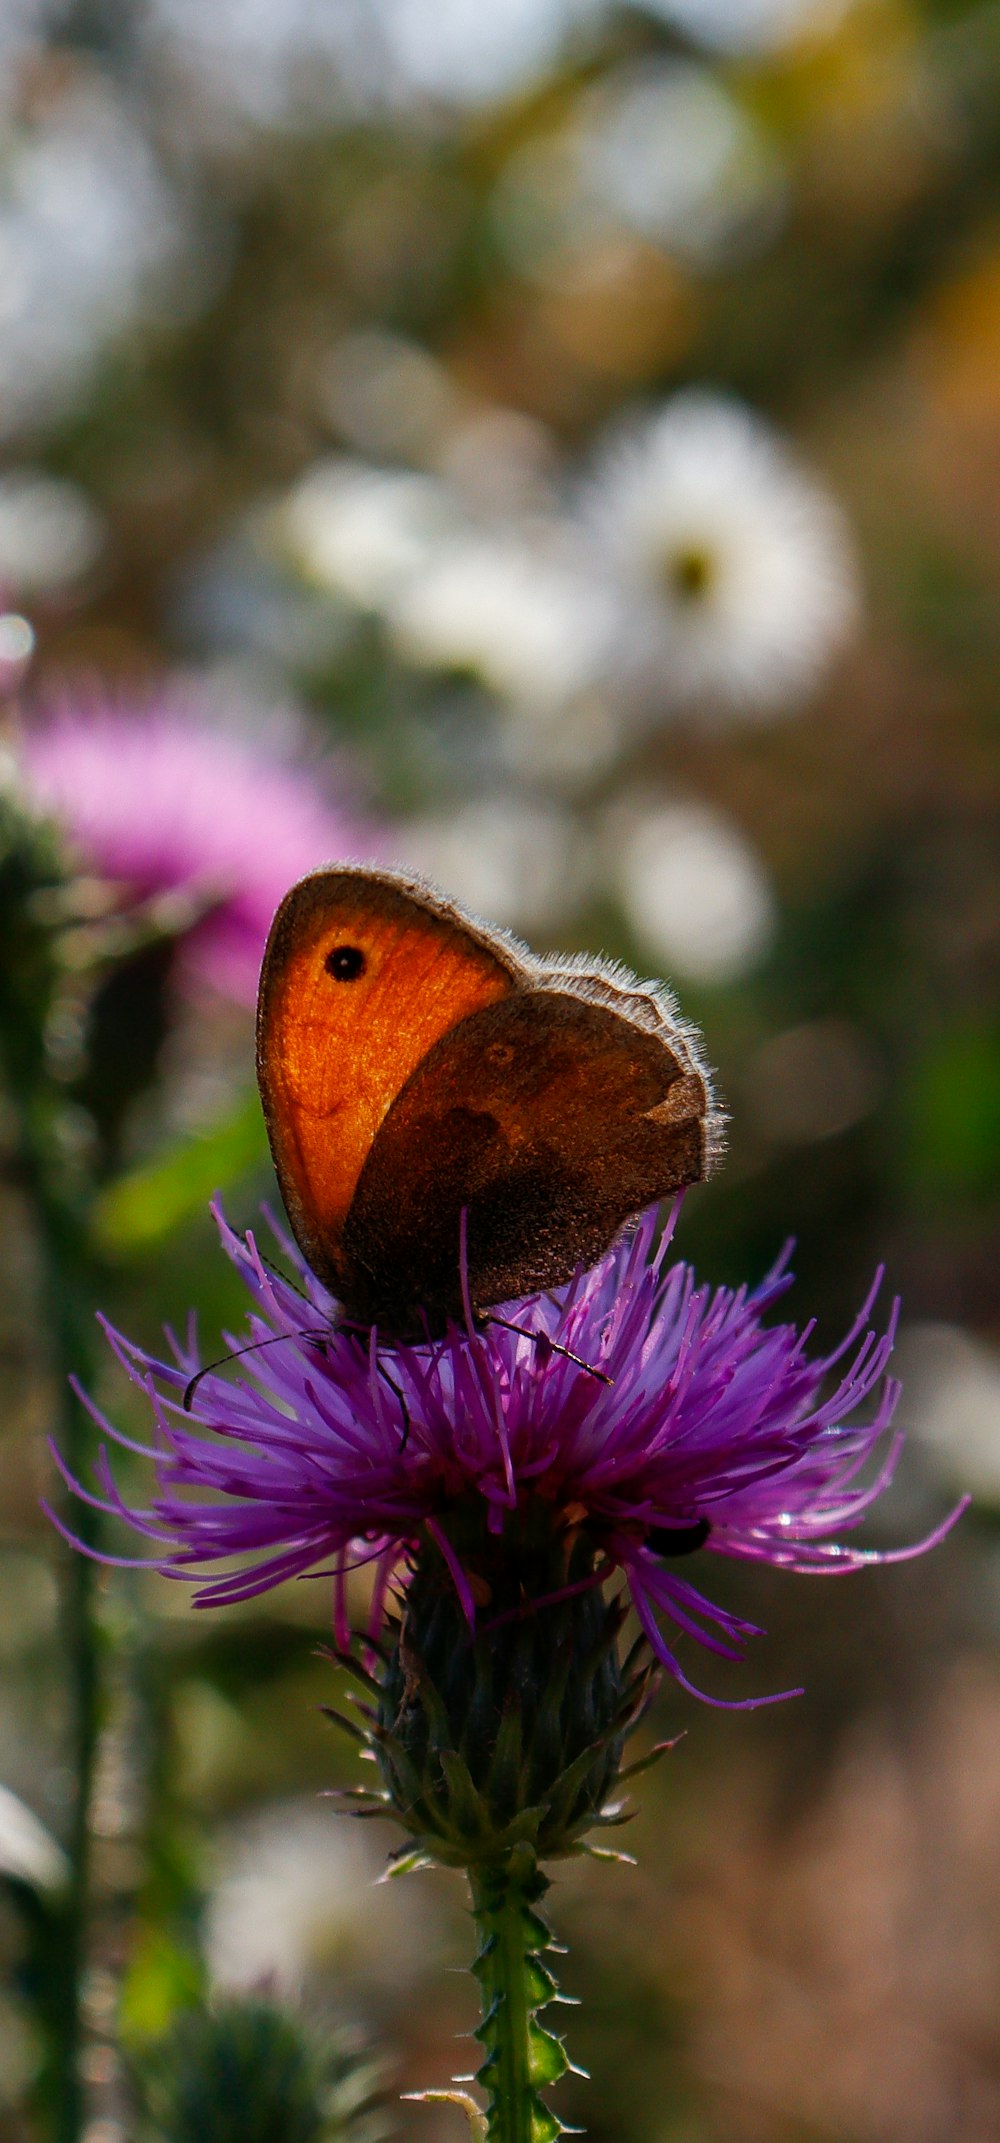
255;866;721;1344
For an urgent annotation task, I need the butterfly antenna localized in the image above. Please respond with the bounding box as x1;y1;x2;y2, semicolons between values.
183;1328;330;1411
484;1315;613;1386
257;1249;316;1309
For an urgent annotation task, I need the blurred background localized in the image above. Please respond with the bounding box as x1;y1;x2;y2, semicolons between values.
2;0;1000;2137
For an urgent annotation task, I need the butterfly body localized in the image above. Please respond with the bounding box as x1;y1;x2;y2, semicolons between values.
257;867;720;1339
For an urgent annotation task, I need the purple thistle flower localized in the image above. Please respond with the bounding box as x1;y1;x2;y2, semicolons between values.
48;1203;964;1710
18;691;383;1004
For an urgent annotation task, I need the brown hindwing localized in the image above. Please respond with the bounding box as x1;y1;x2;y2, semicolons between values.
338;990;708;1334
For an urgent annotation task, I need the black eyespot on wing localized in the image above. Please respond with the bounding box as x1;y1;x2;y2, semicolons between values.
325;944;366;981
647;1518;710;1557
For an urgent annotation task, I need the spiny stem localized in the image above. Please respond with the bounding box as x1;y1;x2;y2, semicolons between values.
0;802;107;2142
469;1849;570;2143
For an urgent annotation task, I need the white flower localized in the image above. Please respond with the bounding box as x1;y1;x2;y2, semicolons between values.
896;1325;1000;1506
635;0;852;55
143;0;377;135
376;0;599;108
280;458;457;611
611;798;776;984
581;60;784;266
145;0;601;130
388;527;615;708
0;84;183;437
206;1799;431;1998
397;794;587;931
0;1785;67;1893
587;392;859;720
0;471;104;591
496;60;783;280
0;611;34;678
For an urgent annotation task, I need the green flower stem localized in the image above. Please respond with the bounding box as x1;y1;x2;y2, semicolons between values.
15;1093;101;2143
0;801;110;2141
469;1849;570;2143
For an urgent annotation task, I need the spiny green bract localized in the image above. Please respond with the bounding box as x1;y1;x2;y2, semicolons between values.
332;1504;655;1869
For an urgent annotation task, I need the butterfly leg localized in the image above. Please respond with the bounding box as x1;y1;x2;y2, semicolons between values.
377;1358;411;1452
258;1249;318;1308
483;1315;613;1386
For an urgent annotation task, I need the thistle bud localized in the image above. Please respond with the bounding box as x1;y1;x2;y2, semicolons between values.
358;1501;654;1870
0;778;67;1098
134;1995;382;2143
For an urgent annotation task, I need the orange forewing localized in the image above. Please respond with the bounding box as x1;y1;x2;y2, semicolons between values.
256;870;517;1291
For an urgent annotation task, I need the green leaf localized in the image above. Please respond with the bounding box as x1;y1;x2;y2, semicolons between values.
94;1092;267;1252
902;1024;1000;1203
119;1928;205;2046
440;1750;492;1837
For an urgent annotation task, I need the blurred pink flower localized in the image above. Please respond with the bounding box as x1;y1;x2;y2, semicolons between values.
19;691;384;1003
